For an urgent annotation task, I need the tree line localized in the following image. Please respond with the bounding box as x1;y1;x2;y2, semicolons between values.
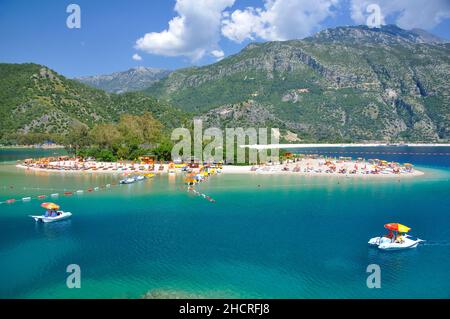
1;112;174;162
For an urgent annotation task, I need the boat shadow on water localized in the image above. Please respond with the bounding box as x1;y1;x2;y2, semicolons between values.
34;219;72;238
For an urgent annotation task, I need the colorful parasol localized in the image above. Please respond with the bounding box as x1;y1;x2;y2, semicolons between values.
40;202;60;210
384;223;411;233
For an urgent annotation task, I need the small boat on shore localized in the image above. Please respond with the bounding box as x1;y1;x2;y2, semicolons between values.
30;202;72;223
120;174;148;184
120;177;136;184
369;223;424;251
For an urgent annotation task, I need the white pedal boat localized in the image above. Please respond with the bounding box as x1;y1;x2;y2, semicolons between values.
369;223;424;251
30;211;72;223
368;234;424;251
120;177;136;184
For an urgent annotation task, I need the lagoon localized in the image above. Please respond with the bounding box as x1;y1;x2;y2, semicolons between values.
0;147;449;298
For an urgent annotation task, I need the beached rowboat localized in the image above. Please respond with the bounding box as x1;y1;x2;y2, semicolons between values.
120;177;136;184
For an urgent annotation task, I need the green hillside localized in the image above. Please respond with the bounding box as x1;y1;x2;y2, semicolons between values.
145;25;450;142
0;63;188;143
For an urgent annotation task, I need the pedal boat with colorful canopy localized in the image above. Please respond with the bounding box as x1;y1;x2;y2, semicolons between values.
368;223;424;250
29;202;72;223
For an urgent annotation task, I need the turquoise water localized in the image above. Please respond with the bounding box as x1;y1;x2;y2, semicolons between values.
0;148;449;298
0;148;67;163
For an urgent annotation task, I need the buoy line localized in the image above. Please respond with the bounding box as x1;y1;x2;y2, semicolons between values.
187;187;216;203
0;181;121;205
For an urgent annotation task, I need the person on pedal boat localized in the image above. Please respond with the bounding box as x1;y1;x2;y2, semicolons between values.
395;233;405;243
46;209;57;217
384;230;394;242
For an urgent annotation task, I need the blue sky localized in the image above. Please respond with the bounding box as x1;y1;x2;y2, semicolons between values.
0;0;449;78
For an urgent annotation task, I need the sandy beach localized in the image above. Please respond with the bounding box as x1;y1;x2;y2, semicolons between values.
16;161;169;174
220;162;423;178
16;157;423;178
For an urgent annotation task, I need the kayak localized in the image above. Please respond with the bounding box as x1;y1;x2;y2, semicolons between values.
368;234;424;251
30;211;72;223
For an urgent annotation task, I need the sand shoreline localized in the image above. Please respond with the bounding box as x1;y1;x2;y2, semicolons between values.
16;158;423;178
220;165;423;178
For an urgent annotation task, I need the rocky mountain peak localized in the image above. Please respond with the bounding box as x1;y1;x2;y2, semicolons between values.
311;24;448;45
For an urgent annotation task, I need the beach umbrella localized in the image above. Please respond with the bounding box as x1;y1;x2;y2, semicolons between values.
384;223;411;233
40;202;60;210
185;178;197;184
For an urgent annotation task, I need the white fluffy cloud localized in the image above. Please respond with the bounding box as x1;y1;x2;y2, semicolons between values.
135;0;235;61
211;49;225;60
350;0;450;30
132;53;142;61
135;0;449;61
222;0;339;43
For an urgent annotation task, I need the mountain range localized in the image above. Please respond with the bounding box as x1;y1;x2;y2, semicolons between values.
76;67;172;94
0;25;449;143
144;25;450;142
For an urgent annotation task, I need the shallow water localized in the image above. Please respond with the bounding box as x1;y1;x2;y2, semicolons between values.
0;148;449;298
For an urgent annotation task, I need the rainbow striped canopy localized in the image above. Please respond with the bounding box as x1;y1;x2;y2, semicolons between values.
385;223;411;233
